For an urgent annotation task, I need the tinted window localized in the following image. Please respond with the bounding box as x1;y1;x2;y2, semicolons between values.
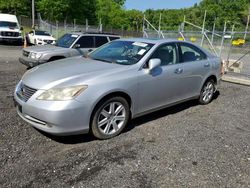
55;34;79;48
151;43;177;66
95;36;108;47
109;36;120;41
179;43;207;63
0;21;18;29
76;36;94;48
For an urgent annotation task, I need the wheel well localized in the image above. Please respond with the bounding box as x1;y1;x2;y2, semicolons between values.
90;91;132;126
95;92;132;109
48;56;65;62
205;75;217;84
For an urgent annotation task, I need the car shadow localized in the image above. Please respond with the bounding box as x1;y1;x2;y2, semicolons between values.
0;41;23;46
36;129;96;144
39;91;220;144
125;91;220;133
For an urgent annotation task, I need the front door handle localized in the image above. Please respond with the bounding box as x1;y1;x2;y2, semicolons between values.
175;68;183;74
204;63;210;67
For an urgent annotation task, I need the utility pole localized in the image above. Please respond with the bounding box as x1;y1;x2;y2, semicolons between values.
201;10;207;47
32;0;35;28
219;21;227;57
158;13;162;38
211;18;216;45
244;15;250;40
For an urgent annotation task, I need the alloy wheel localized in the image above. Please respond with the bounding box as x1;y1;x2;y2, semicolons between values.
97;102;126;135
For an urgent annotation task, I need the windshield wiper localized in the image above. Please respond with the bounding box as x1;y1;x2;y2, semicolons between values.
92;58;113;64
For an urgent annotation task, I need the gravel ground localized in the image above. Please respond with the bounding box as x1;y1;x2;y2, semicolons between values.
0;44;249;188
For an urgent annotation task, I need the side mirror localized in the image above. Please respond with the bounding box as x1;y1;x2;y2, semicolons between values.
20;27;23;31
88;49;93;52
148;58;161;72
73;44;81;49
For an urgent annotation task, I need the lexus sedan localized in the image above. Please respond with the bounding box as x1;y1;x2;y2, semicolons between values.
14;38;221;139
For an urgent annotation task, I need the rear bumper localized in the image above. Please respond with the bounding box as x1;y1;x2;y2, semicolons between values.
19;56;47;67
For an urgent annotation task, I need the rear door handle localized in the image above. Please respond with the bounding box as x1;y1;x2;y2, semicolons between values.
175;68;183;74
204;63;210;67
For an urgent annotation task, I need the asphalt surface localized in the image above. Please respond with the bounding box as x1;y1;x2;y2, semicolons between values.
0;44;249;188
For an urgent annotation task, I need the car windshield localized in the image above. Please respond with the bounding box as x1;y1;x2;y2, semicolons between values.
35;30;51;36
55;33;79;48
89;40;154;65
0;21;18;29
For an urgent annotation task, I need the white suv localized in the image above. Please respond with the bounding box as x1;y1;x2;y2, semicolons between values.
0;13;23;44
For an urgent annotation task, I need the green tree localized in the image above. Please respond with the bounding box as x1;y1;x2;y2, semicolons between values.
0;0;31;16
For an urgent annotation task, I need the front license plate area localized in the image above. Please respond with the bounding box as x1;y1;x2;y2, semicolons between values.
13;97;22;113
17;104;22;113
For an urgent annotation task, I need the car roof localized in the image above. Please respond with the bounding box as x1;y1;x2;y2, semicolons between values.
117;38;177;44
0;14;18;22
68;32;120;37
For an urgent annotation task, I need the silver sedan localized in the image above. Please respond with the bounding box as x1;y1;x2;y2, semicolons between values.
14;38;221;139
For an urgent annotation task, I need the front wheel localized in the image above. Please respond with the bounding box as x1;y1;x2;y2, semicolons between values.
91;97;130;139
199;80;215;105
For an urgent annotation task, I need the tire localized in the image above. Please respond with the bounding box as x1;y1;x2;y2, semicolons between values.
199;79;215;105
91;96;130;139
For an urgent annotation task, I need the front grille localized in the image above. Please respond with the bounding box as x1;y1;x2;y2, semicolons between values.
23;50;30;57
44;40;53;44
1;31;19;37
17;83;37;102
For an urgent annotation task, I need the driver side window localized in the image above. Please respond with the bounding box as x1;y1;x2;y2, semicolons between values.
151;43;177;66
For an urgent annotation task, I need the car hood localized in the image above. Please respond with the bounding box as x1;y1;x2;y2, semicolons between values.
24;45;66;53
22;56;126;90
34;35;55;41
0;27;20;32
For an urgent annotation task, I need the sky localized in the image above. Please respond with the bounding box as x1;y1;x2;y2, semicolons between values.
125;0;201;11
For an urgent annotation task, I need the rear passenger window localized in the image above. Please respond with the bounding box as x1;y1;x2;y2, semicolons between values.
76;36;94;48
95;36;108;47
179;43;207;63
109;37;120;41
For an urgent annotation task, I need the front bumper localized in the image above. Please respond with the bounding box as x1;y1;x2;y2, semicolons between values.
0;36;23;42
14;87;91;136
36;40;56;45
19;56;47;67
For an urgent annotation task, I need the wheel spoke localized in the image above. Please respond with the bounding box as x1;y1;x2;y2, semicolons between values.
115;105;124;116
98;118;108;127
110;102;115;114
114;115;125;121
101;109;110;118
112;121;119;131
104;122;112;134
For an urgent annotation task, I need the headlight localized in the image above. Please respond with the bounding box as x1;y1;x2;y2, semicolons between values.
37;38;43;41
29;52;42;59
37;85;88;101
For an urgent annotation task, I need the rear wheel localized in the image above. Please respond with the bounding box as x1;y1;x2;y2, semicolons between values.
91;97;130;139
199;79;215;105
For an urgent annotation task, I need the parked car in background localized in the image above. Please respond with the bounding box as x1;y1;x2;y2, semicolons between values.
14;38;222;139
0;13;23;44
26;30;56;45
19;32;120;68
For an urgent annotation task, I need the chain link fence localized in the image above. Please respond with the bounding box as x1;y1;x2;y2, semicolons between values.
18;15;250;77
